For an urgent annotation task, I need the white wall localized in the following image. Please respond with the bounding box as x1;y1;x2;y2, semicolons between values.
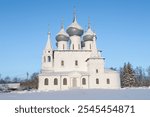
42;50;53;71
87;58;105;75
38;71;120;90
38;73;91;91
54;51;91;72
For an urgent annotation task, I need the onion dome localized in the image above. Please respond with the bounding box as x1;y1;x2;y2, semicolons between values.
56;25;69;41
66;16;83;36
83;19;94;41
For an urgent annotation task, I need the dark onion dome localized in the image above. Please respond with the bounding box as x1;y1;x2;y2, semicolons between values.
66;16;83;36
83;27;94;41
56;27;69;41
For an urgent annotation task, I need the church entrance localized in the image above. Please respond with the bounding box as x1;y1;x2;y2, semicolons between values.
72;78;77;88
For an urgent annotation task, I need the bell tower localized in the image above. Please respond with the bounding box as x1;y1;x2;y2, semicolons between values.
41;31;53;71
87;33;104;75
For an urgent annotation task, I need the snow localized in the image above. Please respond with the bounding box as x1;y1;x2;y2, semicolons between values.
0;88;150;100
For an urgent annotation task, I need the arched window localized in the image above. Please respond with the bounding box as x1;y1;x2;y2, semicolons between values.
63;44;65;50
78;44;80;49
82;78;86;85
75;60;78;66
63;78;67;85
107;79;110;84
72;44;74;50
44;56;46;62
90;44;92;49
48;56;51;62
44;78;48;85
96;69;98;73
61;60;64;66
54;78;58;85
96;78;99;84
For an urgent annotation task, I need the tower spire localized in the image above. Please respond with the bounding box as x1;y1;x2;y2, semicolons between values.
45;24;52;50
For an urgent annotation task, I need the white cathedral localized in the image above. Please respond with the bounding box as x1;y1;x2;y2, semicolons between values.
38;14;120;91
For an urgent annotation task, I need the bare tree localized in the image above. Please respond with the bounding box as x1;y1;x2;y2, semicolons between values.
147;66;150;79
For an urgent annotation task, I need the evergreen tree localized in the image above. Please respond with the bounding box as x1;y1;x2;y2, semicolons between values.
120;62;136;87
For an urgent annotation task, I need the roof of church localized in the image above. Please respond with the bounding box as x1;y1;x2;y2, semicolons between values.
105;69;119;73
45;32;52;50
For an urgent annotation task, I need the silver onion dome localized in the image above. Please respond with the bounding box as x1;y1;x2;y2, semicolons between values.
66;16;83;36
83;28;94;41
83;19;94;41
56;26;69;41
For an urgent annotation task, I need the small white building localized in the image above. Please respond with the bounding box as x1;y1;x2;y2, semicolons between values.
0;83;20;90
38;14;120;91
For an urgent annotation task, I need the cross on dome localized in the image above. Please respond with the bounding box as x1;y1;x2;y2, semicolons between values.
88;17;91;29
73;7;77;22
61;18;64;29
66;8;83;36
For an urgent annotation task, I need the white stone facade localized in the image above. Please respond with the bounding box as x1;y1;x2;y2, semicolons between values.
38;15;120;91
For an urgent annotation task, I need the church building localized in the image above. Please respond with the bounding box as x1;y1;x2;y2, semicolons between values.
38;14;120;91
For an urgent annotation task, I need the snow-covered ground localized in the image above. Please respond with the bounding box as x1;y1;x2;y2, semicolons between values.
0;88;150;100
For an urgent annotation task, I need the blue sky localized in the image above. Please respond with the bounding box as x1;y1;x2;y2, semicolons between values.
0;0;150;78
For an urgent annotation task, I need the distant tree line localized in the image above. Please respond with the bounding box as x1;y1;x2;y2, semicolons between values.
0;76;21;84
0;73;39;89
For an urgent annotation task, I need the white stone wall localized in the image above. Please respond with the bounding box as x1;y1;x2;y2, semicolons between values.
42;50;53;71
87;58;104;75
38;71;120;90
88;71;120;89
38;75;70;91
39;49;121;91
54;51;91;72
38;74;90;91
103;71;120;88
